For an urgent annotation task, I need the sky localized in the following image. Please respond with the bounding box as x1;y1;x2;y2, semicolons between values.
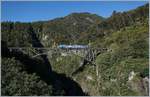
1;1;148;22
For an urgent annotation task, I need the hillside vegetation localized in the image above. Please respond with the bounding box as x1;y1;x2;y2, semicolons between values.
1;3;149;96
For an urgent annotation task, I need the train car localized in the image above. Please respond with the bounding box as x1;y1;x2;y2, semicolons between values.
58;45;89;49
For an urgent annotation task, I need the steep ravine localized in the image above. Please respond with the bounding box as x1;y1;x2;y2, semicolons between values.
2;25;88;96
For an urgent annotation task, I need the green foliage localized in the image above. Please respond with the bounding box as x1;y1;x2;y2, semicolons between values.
1;58;53;96
98;3;149;32
1;22;32;47
95;23;149;95
140;68;149;78
1;3;149;96
40;12;104;46
50;53;82;76
106;23;148;58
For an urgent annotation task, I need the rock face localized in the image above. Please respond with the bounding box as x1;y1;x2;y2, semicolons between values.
43;35;48;41
128;74;149;96
128;71;136;81
86;75;94;81
142;77;149;96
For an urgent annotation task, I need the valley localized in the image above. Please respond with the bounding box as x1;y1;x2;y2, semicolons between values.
1;3;149;96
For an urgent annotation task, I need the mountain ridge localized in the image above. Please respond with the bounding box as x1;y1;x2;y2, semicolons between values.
1;3;149;96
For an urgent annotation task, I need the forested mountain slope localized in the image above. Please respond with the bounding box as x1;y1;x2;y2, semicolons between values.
1;3;149;96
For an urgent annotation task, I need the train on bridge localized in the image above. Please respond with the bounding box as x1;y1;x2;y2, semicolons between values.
58;44;89;49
